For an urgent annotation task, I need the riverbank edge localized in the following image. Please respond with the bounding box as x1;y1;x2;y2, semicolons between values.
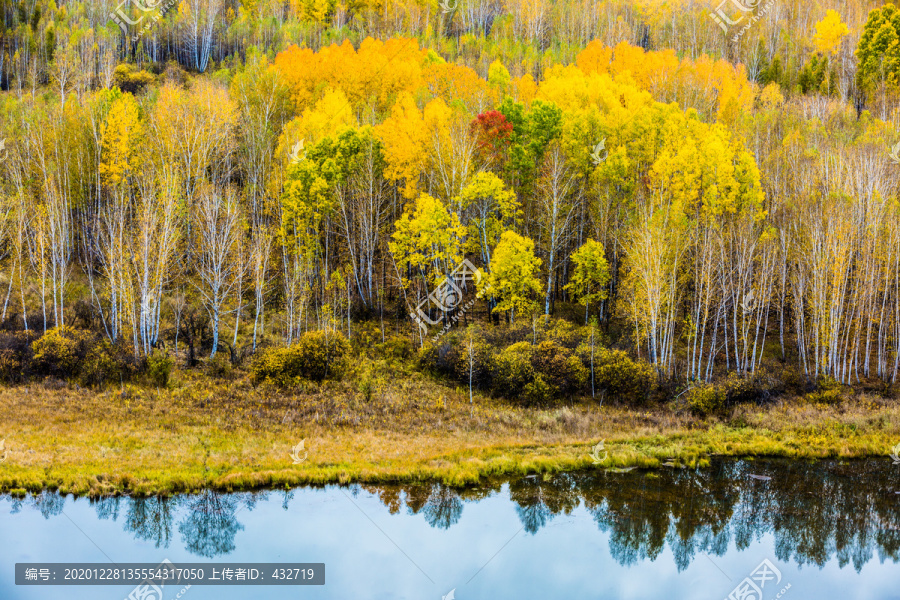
1;426;895;498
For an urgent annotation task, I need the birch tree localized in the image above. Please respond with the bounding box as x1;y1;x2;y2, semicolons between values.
195;185;243;358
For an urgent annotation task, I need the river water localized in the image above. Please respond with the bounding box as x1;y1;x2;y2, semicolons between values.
3;458;900;599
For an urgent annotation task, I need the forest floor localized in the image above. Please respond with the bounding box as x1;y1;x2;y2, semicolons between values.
0;369;898;497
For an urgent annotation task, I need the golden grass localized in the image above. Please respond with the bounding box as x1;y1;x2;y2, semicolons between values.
0;370;898;496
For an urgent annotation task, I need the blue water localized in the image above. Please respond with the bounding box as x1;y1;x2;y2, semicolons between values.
3;459;900;599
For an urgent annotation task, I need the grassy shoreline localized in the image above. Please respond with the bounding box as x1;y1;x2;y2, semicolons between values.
0;373;898;497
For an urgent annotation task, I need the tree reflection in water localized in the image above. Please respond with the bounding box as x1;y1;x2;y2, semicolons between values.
7;459;900;569
508;474;580;534
27;490;67;519
177;490;245;558
578;459;899;572
401;484;464;529
421;458;899;571
128;496;176;549
423;486;464;529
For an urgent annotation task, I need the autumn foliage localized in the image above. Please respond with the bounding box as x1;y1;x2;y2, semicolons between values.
3;0;900;404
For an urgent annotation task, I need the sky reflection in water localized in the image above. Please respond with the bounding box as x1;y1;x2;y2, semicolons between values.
3;458;899;599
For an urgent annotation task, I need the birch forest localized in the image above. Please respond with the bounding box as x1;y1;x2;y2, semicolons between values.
2;0;900;401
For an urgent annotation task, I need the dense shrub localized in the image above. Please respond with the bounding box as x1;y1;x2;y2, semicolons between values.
419;327;657;406
418;340;460;376
688;384;725;416
779;365;811;395
491;342;536;396
719;372;761;404
28;327;138;386
378;335;414;361
688;371;784;415
147;349;174;387
491;342;558;405
0;348;22;382
592;349;657;404
31;327;94;379
205;353;234;379
530;340;588;397
251;330;351;386
805;376;845;405
113;64;156;93
452;338;495;389
490;340;586;405
542;318;584;349
81;341;127;387
522;374;556;405
355;362;384;401
0;331;39;382
477;322;531;348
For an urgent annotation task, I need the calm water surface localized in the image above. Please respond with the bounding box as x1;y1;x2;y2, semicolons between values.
3;459;900;599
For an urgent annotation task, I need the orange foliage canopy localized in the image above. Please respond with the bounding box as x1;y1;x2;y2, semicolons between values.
274;38;430;114
576;41;754;122
423;61;496;115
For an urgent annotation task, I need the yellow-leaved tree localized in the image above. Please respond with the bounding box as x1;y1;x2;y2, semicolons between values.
565;239;610;323
377;92;429;199
280;87;355;149
390;193;467;341
390;192;466;292
483;230;542;324
813;10;850;56
99;92;143;187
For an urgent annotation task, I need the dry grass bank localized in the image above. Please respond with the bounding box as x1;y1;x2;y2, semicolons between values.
0;370;898;496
